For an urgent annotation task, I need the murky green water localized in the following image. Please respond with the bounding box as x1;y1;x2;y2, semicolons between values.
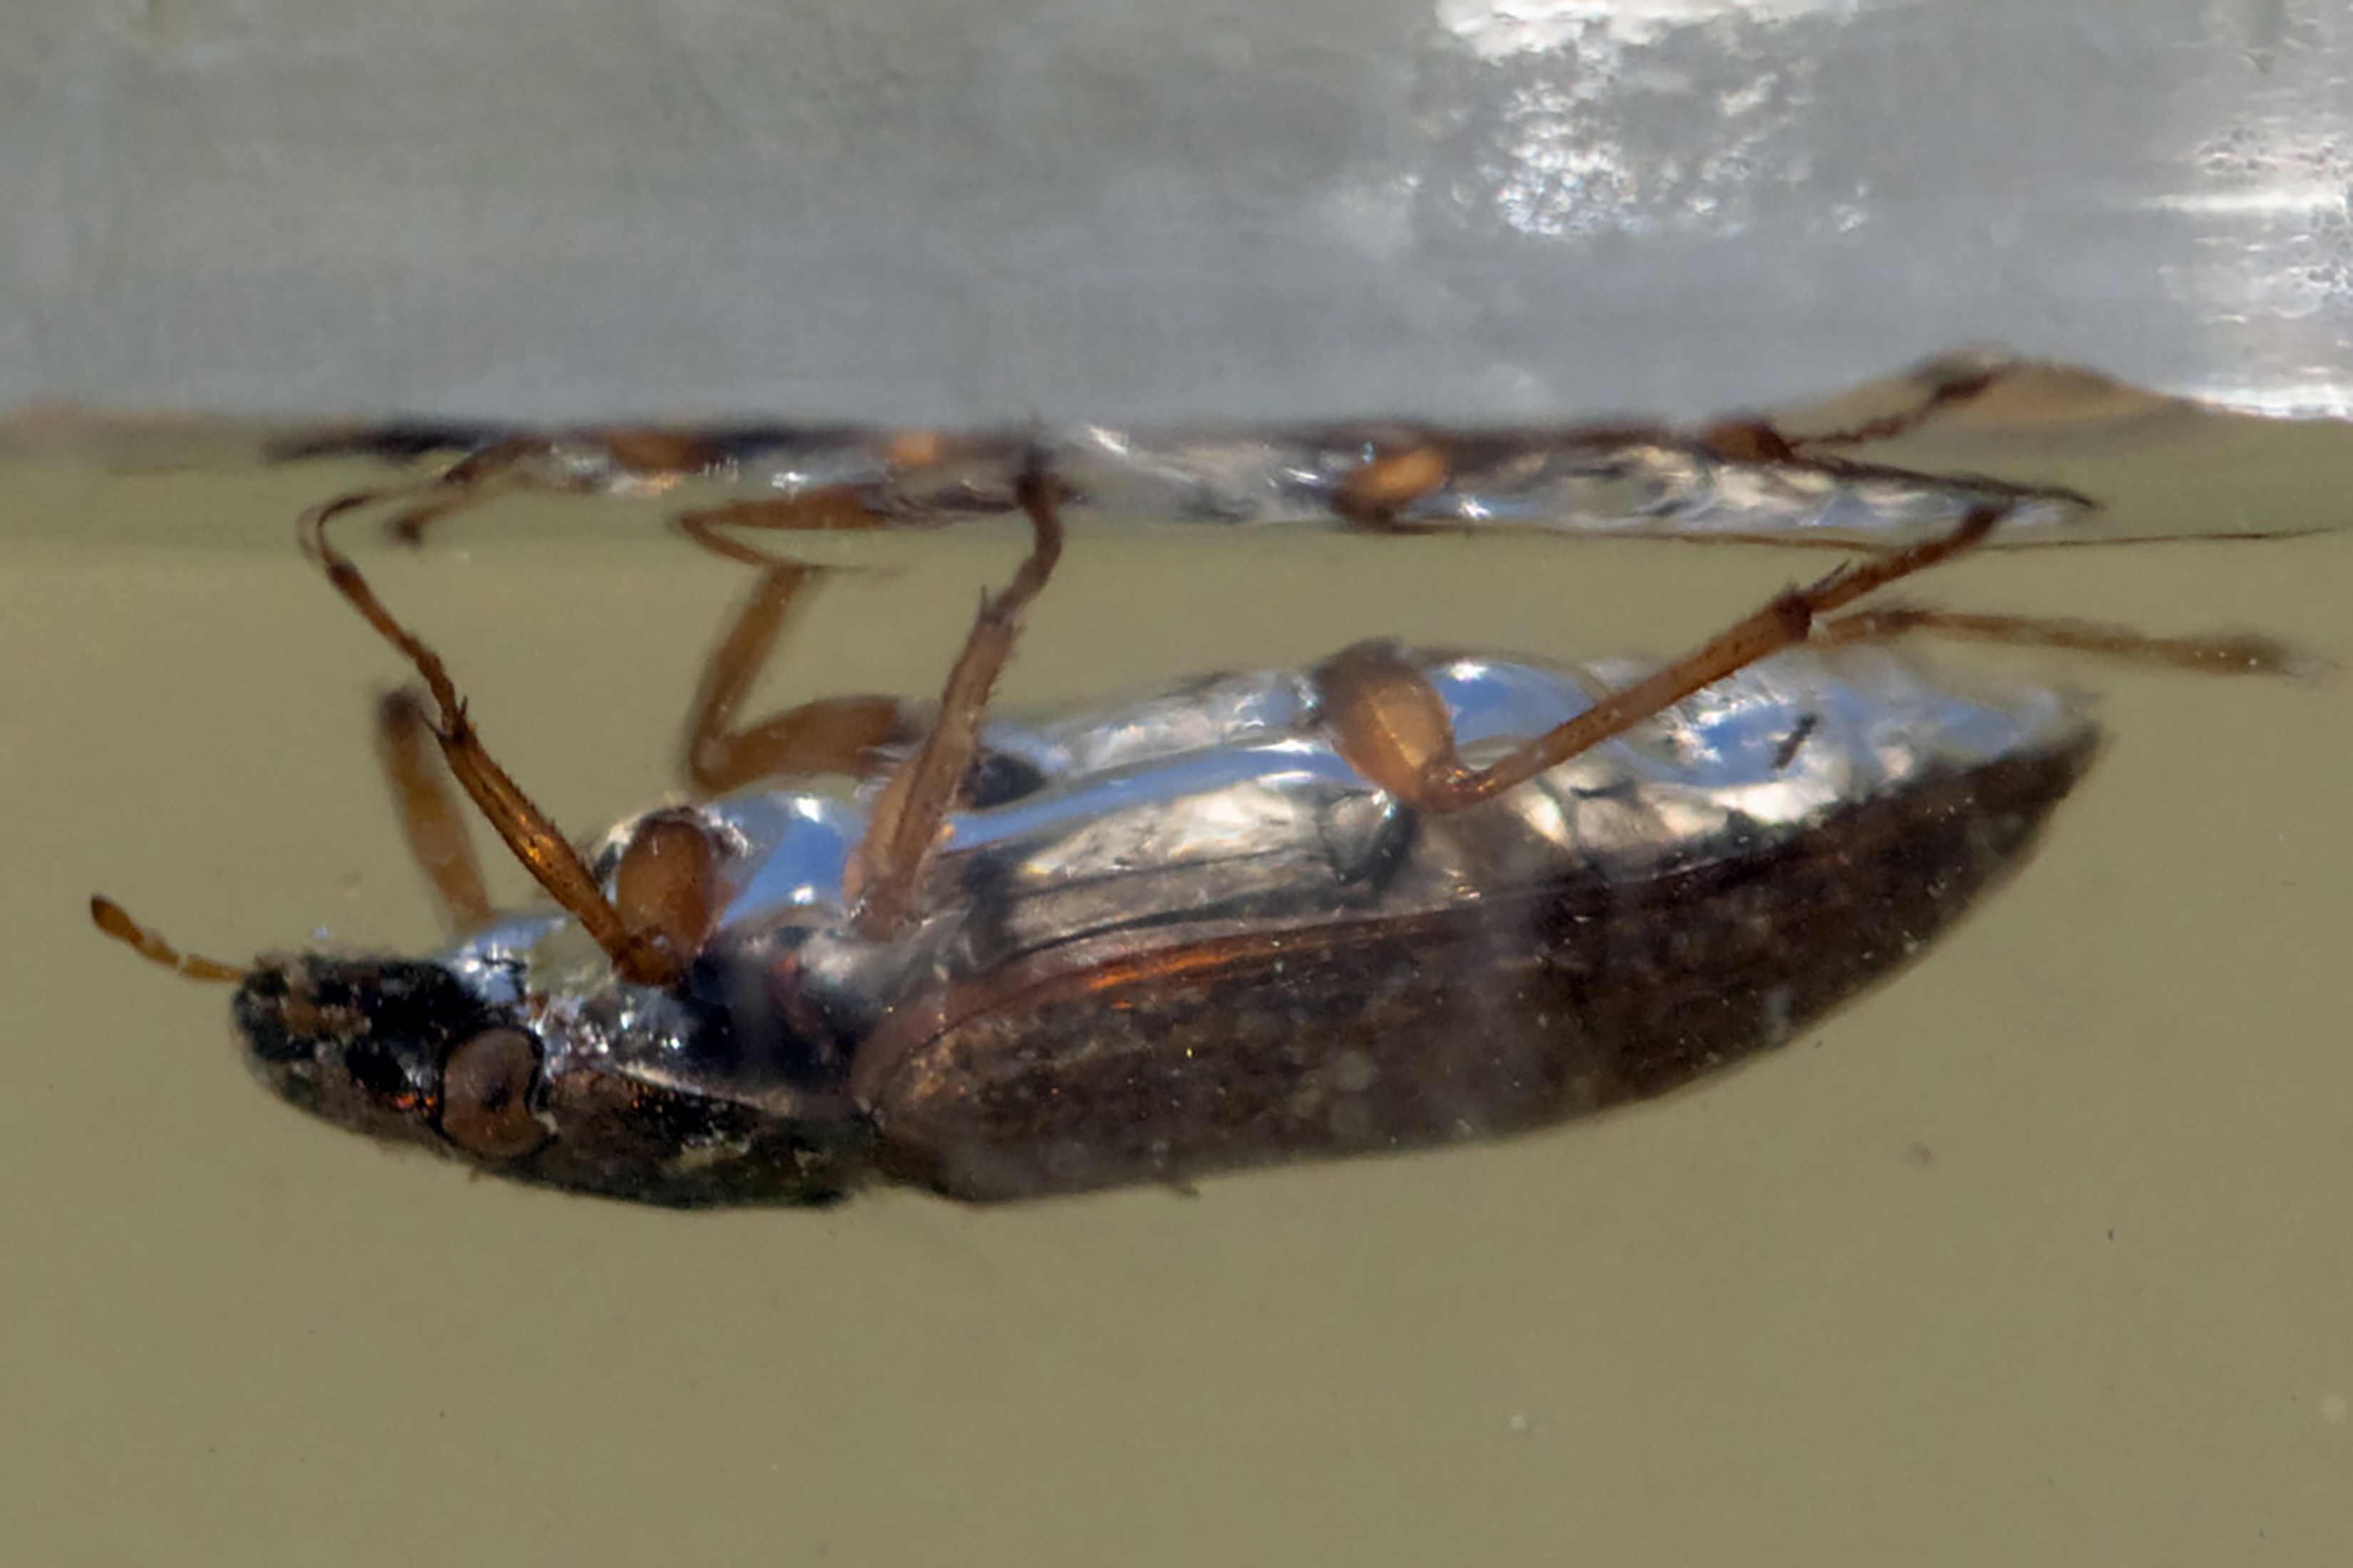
5;409;2349;1564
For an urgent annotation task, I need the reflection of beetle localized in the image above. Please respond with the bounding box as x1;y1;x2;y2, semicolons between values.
96;404;2292;1207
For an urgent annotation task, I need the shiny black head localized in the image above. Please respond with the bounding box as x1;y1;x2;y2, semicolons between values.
232;952;866;1207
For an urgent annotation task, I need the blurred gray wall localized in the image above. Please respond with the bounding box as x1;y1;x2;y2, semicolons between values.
4;0;2348;424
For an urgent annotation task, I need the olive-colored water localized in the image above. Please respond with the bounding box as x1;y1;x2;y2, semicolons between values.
5;434;2350;1565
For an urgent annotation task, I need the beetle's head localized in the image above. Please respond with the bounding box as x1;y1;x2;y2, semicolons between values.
231;941;865;1208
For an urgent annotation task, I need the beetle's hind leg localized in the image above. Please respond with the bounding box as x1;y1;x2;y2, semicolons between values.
1316;497;2310;817
1810;605;2313;677
1316;501;2012;814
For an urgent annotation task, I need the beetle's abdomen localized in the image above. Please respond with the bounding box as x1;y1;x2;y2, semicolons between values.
863;728;2100;1201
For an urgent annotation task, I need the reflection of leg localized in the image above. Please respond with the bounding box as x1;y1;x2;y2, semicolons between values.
382;430;733;546
1333;359;2091;529
1315;503;2014;814
376;436;542;545
1706;357;2013;460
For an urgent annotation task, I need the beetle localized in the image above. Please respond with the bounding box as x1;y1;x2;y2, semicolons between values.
96;376;2299;1206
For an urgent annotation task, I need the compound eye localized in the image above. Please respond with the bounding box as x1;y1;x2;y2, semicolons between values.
441;1028;549;1159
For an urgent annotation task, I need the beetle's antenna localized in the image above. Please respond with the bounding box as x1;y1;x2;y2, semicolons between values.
89;896;245;983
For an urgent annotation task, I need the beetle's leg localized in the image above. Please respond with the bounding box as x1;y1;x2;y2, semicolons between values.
680;557;924;793
1315;501;2010;814
846;461;1067;939
1698;362;2108;520
1810;605;2313;677
1700;358;2014;463
675;493;928;794
382;603;723;968
379;429;738;546
368;435;545;544
376;689;496;931
91;534;506;978
252;440;562;551
1337;360;2088;530
1331;445;1455;531
304;493;686;988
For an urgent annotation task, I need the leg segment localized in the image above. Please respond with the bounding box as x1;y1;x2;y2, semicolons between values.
382;429;733;545
376;689;496;932
1810;605;2311;676
304;492;687;988
304;476;958;987
846;462;1067;940
675;497;926;796
1316;498;2307;816
1698;357;2011;461
1316;503;2011;813
1333;359;2091;530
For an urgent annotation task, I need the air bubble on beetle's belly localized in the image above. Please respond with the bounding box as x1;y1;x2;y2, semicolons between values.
1328;1097;1375;1143
1328;1049;1378;1094
672;1133;754;1172
1759;985;1795;1045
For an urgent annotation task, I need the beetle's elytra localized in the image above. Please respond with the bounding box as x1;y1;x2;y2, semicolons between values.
97;371;2302;1206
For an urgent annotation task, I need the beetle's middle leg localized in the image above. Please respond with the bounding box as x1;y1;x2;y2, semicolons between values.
845;460;1067;940
673;493;931;796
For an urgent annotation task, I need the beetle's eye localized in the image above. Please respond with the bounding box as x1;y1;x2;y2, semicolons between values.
441;1028;549;1159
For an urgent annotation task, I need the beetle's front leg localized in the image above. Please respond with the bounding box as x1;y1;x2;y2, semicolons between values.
307;495;710;988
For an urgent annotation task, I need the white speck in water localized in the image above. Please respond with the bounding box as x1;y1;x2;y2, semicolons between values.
2320;1393;2347;1424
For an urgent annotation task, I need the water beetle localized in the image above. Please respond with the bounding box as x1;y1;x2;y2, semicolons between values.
98;395;2297;1206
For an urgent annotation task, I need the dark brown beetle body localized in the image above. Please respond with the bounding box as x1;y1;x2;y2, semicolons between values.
858;732;2094;1201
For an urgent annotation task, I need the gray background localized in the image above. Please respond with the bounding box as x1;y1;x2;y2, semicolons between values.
5;0;2350;424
